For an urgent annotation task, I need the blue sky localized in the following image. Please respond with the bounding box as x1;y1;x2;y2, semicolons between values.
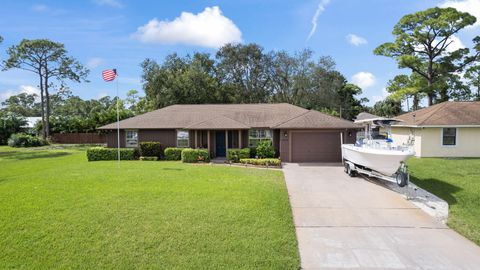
1;0;479;106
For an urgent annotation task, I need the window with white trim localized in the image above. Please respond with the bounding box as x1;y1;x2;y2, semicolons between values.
248;129;272;147
442;128;456;146
125;130;138;147
177;130;190;148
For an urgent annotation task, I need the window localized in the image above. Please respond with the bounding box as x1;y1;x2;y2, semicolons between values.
125;130;138;147
442;128;457;146
177;130;190;148
248;129;272;147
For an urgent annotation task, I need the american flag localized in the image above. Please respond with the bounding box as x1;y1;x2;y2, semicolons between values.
102;69;117;82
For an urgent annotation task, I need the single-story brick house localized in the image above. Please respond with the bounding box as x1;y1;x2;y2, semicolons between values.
98;103;359;162
391;101;480;157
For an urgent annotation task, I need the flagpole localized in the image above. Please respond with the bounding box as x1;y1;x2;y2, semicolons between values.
116;71;120;167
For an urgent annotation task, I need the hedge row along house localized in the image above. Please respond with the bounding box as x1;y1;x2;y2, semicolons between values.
98;103;359;162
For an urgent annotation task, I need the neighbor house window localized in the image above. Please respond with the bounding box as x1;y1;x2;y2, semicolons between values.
177;130;190;148
125;130;138;147
248;129;272;147
442;128;457;146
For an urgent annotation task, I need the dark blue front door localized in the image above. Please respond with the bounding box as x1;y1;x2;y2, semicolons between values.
215;131;226;157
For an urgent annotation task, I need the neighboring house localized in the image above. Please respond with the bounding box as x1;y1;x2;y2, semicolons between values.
21;117;41;134
391;101;480;158
98;103;359;162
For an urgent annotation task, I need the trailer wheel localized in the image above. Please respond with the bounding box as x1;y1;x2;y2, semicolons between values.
344;163;356;177
396;171;408;187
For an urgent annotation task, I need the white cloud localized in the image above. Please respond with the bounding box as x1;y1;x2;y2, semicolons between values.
346;34;367;46
372;88;389;103
351;72;376;89
32;4;48;12
93;0;123;8
95;92;108;99
133;6;242;48
87;57;104;69
0;85;40;102
307;0;330;41
439;0;480;28
445;35;465;52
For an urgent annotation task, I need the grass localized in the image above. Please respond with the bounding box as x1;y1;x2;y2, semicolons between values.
0;146;299;269
408;157;480;245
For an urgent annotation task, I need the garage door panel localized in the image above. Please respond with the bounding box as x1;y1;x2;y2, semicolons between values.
291;131;341;162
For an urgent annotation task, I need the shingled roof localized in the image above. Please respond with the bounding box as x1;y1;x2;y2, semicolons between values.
98;103;358;130
395;101;480;126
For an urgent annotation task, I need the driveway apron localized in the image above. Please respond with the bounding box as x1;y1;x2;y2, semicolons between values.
283;163;480;270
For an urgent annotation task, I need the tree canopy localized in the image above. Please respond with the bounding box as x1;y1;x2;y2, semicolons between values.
2;39;89;138
141;43;367;120
374;7;480;105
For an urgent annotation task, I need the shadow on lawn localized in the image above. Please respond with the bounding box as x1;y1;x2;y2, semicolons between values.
0;151;71;160
162;168;184;171
411;176;463;205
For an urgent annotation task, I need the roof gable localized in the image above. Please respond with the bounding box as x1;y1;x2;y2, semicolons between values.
395;101;480;126
274;110;359;129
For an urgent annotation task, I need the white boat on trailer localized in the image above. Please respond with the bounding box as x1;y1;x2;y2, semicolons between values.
342;113;415;187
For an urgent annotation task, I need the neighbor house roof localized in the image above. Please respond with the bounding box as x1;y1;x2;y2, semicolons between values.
355;112;380;121
21;117;42;129
395;101;480;126
98;103;358;130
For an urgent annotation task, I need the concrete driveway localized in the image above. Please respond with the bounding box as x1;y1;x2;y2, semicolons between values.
283;163;480;270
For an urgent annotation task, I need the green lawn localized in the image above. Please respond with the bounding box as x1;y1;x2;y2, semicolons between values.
0;146;299;269
408;157;480;245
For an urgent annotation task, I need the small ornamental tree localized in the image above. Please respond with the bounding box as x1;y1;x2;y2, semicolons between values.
256;140;275;158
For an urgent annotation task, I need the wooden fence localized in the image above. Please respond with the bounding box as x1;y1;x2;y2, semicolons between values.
50;133;106;144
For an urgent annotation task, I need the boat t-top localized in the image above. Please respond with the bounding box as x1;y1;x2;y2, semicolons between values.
342;112;415;187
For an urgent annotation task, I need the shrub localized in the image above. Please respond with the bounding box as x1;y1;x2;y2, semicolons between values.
133;147;141;160
164;147;183;160
239;158;281;167
7;133;48;148
139;142;162;157
256;140;275;158
227;148;251;163
139;156;158;161
181;148;210;163
86;147;136;161
0;115;26;145
249;147;257;158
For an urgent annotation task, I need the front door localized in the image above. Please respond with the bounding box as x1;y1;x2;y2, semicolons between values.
215;131;226;157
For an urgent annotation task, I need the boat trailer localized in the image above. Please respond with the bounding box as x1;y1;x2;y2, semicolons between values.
343;159;409;187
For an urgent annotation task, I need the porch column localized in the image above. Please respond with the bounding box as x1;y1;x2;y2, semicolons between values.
225;130;229;151
207;130;211;154
238;130;242;148
195;130;198;148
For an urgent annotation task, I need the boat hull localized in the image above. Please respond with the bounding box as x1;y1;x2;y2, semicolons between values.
342;144;414;176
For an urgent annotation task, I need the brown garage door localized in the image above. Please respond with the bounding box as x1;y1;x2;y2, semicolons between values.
291;131;341;162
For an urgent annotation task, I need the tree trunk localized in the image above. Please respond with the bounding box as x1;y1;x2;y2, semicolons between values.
412;95;419;111
44;74;50;138
39;72;46;139
427;78;434;106
427;57;434;106
427;93;434;106
439;88;449;102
